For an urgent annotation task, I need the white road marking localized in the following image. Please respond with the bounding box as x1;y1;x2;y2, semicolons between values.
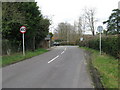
61;47;67;54
61;51;65;54
48;47;67;63
48;55;59;63
64;48;67;51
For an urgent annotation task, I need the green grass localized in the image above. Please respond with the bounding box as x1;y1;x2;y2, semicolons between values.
80;47;118;88
2;48;48;67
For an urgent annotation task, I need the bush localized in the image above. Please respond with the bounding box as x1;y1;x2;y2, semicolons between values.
79;35;120;58
2;39;22;55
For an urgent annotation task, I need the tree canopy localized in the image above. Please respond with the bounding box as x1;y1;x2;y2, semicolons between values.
103;9;120;34
2;2;50;52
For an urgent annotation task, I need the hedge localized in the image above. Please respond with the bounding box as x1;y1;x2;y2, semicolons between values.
79;35;120;58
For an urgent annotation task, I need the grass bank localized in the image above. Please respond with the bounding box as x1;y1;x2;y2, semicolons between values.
2;48;48;67
81;47;118;88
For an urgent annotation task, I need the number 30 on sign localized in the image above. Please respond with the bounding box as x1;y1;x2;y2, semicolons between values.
20;26;26;34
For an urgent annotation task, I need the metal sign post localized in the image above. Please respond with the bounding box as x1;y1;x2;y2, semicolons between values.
97;26;103;55
23;33;25;56
100;31;101;55
20;26;26;56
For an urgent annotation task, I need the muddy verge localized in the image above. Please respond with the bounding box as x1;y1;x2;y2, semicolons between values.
83;50;104;90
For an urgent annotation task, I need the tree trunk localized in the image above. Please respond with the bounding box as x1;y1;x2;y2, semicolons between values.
32;36;35;51
92;31;95;36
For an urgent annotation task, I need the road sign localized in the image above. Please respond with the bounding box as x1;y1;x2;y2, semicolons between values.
118;22;120;26
97;25;103;55
97;26;103;33
20;26;26;34
20;26;27;56
80;37;83;41
45;37;50;40
47;34;51;38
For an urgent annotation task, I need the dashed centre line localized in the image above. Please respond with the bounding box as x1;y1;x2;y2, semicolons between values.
48;47;67;64
64;48;67;51
48;55;59;63
61;51;65;54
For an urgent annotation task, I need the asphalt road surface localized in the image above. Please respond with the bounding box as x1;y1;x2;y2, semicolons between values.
2;46;94;88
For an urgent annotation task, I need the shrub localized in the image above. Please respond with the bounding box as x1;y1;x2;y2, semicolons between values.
79;35;120;58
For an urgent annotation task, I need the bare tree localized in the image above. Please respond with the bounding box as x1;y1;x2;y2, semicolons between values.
56;22;68;41
77;17;83;36
54;22;80;44
84;8;96;36
73;21;80;41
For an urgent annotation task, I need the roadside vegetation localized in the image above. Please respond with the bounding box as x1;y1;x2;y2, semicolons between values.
2;2;51;55
78;9;119;88
1;2;51;66
79;35;120;58
2;48;48;67
81;47;118;88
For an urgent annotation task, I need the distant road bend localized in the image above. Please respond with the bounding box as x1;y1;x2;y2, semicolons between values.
2;46;94;88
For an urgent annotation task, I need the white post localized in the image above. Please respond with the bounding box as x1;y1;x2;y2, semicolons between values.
23;33;25;56
100;32;101;55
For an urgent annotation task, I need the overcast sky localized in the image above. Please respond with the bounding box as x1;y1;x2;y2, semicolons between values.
35;0;119;34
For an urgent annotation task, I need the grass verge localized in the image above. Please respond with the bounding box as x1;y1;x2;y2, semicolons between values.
2;48;48;67
81;47;118;88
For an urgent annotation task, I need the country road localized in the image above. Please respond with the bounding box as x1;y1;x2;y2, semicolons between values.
2;46;94;88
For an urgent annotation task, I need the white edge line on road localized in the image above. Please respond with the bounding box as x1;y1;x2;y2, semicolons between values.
48;55;59;63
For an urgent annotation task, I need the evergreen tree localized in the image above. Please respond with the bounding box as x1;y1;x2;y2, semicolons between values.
2;2;50;53
103;9;120;34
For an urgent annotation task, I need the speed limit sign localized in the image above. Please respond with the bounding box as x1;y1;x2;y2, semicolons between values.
20;26;27;56
20;26;26;34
